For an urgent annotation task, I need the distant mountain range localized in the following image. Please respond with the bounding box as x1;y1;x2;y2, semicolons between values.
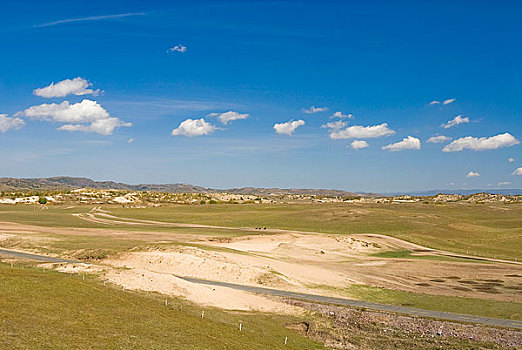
0;177;361;197
0;177;520;196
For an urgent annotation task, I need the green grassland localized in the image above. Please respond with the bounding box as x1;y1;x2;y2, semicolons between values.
370;249;489;263
312;284;522;321
108;202;522;260
0;263;515;350
0;262;324;350
1;203;522;346
0;202;521;260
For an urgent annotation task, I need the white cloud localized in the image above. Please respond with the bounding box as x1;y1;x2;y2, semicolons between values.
441;115;469;129
382;136;421;152
171;118;217;137
17;99;130;135
273;119;305;135
35;12;145;28
58;118;131;136
167;45;187;53
443;98;456;105
508;158;515;163
497;181;511;186
303;106;327;114
513;167;522;176
442;133;519;152
34;77;100;98
329;123;395;140
0;114;25;133
19;100;108;123
466;171;480;178
350;140;369;150
332;111;352;119
427;135;451;143
321;120;347;129
429;100;441;105
210;111;249;125
128;138;134;144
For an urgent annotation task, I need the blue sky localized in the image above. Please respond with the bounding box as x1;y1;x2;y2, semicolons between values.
0;0;521;192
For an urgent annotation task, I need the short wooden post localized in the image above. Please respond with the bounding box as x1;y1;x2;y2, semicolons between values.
284;336;288;345
239;322;242;331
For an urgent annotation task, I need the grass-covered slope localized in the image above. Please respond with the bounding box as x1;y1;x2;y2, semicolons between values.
0;263;323;349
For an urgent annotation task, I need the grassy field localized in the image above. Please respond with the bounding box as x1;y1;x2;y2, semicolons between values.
1;203;521;347
0;262;324;350
313;284;522;321
107;202;521;260
0;202;521;260
370;249;489;263
1;263;513;350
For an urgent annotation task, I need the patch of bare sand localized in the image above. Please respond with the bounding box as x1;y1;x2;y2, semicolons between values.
106;248;298;287
55;263;104;274
104;267;298;313
204;233;522;302
216;234;381;259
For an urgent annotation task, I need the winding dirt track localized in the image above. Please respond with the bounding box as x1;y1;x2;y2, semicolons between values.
76;210;522;266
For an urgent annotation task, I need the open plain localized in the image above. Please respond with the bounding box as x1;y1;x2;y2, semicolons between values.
1;200;521;349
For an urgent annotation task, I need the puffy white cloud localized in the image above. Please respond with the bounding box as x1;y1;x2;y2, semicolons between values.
329;123;395;140
303;106;327;114
509;158;515;163
513;167;522;176
58;118;131;136
171;118;217;137
442;133;519;152
17;99;130;135
273;119;305;135
429;100;441;105
332;111;352;119
427;135;451;143
466;171;480;178
497;181;511;186
33;77;100;98
441;115;469;129
350;140;369;150
209;111;249;125
321;120;347;129
167;45;187;53
0;114;25;133
19;100;108;122
382;136;421;152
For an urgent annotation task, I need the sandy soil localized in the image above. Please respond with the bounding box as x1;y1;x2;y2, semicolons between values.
2;214;522;312
104;267;297;313
205;233;522;302
104;232;522;304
